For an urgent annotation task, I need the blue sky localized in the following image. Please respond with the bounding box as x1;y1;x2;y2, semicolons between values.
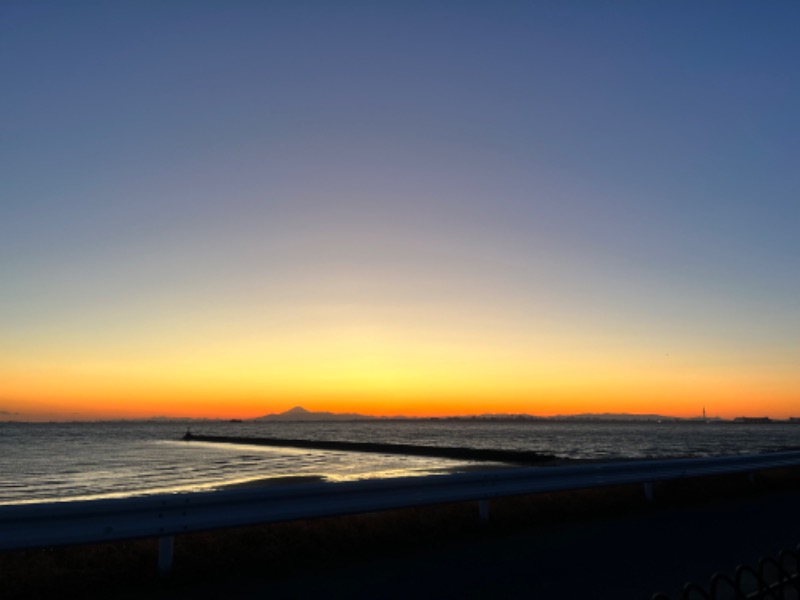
1;1;798;419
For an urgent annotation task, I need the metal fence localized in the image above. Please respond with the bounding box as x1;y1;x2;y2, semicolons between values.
653;544;800;600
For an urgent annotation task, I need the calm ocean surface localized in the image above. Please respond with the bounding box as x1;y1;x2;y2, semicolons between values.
2;420;800;506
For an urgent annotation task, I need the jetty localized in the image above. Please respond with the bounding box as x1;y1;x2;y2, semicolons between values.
181;432;557;465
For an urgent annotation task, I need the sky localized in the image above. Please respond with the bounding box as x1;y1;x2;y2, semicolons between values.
1;1;798;421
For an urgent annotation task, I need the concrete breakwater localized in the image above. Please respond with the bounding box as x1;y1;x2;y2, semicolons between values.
181;432;558;465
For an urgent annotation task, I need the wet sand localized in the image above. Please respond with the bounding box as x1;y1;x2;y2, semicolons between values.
221;475;327;489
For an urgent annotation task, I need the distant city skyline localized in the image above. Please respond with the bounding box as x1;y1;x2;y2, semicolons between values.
1;2;798;421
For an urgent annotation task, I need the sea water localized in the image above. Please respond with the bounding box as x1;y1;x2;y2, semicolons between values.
2;420;799;506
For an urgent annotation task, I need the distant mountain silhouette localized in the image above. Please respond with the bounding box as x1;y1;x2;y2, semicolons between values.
255;406;377;422
253;407;682;423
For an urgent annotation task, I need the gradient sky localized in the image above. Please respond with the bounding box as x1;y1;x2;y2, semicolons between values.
2;1;798;420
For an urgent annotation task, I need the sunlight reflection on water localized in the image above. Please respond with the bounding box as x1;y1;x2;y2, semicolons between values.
2;420;800;505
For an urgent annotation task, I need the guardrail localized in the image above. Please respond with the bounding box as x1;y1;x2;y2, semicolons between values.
3;450;800;574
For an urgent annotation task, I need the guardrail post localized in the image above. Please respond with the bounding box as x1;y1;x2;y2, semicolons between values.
158;535;175;576
643;482;654;502
478;499;490;524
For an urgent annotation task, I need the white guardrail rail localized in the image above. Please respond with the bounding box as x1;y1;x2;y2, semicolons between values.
3;450;800;573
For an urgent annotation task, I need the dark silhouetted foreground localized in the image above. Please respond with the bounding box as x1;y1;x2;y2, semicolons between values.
3;468;800;599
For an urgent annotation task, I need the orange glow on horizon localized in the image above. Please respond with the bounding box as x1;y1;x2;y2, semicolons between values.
3;323;798;422
4;374;798;422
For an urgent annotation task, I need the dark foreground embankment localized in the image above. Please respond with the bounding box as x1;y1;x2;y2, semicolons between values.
3;466;800;600
182;432;558;465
